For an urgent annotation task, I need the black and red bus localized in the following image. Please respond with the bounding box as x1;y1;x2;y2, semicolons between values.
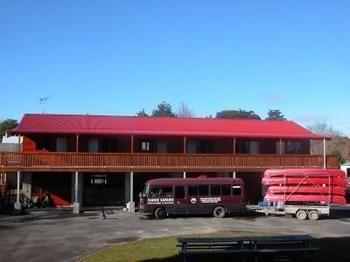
139;177;246;219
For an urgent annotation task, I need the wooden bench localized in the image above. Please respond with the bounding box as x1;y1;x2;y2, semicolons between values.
177;235;318;261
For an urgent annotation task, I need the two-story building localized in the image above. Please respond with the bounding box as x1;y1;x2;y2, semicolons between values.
0;113;336;213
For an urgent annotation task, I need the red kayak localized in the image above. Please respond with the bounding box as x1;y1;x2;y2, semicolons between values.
262;177;346;186
267;186;345;196
264;169;345;178
264;194;347;205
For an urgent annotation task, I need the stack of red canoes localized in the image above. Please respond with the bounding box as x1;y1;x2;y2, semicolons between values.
262;169;347;204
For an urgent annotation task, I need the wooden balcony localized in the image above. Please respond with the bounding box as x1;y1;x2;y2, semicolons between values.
0;152;338;173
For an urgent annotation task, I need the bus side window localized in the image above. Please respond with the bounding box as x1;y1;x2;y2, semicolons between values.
175;186;185;199
211;185;220;196
221;185;231;196
161;186;173;197
149;186;173;198
199;185;209;196
232;185;241;195
188;185;198;196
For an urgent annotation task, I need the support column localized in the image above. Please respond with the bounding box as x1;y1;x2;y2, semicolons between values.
323;138;326;169
14;170;21;210
183;136;187;153
75;135;79;152
129;172;135;213
233;138;236;154
183;171;186;179
232;171;236;178
131;136;134;153
73;171;80;214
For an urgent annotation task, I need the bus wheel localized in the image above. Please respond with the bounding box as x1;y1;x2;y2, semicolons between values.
213;206;226;218
308;210;320;221
154;207;166;219
296;210;307;220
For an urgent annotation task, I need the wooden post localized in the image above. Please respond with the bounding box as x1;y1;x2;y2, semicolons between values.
131;136;134;153
183;137;187;154
129;172;135;213
18;135;21;152
75;135;79;152
14;170;21;210
233;138;236;154
73;171;80;214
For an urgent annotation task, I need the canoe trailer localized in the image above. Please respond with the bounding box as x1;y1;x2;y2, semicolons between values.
251;203;330;220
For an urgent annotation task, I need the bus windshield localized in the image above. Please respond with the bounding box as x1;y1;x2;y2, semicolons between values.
143;184;150;196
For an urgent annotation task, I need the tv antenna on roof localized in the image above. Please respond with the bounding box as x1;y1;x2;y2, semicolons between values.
39;97;50;114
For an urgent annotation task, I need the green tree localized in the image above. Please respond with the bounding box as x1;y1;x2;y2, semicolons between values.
265;109;286;120
136;108;149;117
152;101;177;117
216;109;261;120
0;119;18;137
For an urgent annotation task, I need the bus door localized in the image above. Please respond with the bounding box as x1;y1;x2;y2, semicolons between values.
174;185;187;215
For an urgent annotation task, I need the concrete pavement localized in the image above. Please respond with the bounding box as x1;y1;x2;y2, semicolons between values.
0;205;350;262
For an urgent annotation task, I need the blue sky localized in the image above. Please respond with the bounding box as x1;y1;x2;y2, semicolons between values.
0;1;349;134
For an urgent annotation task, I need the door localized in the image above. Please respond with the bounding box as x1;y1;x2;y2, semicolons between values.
174;185;187;215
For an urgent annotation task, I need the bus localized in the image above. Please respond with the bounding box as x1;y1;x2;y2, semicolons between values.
139;176;246;219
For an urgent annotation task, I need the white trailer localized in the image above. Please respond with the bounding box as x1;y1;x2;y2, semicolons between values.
250;203;330;220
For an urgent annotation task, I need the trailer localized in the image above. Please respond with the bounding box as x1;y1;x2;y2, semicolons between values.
252;203;329;220
252;169;346;220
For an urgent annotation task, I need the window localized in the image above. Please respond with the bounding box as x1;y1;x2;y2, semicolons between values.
100;138;118;152
140;140;153;152
221;185;231;196
175;186;185;199
211;185;221;196
198;185;209;196
249;141;259;154
188;185;198;196
199;140;214;153
286;141;302;154
149;186;173;198
232;185;242;195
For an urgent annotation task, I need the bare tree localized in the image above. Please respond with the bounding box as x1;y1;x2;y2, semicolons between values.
177;102;194;118
308;121;349;163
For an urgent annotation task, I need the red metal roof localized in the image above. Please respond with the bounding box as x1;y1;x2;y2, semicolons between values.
13;113;327;140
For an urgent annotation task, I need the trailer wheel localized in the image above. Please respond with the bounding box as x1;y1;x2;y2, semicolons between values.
296;210;307;220
154;207;166;219
213;206;226;218
308;210;320;221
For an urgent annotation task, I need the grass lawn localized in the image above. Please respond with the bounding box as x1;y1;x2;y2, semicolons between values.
83;231;350;262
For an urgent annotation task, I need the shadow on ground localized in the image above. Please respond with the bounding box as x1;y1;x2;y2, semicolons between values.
140;236;350;262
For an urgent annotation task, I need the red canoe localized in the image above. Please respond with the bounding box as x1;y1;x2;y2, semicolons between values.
264;169;345;178
267;186;345;196
262;177;346;186
264;194;347;205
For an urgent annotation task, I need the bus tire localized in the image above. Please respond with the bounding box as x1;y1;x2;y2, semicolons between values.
296;210;307;220
154;207;166;219
213;206;226;218
308;210;320;221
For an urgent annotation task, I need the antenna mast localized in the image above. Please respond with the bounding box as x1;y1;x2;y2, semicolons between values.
39;97;50;114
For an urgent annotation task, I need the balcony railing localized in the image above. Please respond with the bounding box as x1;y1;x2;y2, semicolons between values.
0;152;338;172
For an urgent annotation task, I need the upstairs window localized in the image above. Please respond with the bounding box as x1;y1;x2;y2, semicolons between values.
286;141;302;154
139;140;153;152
